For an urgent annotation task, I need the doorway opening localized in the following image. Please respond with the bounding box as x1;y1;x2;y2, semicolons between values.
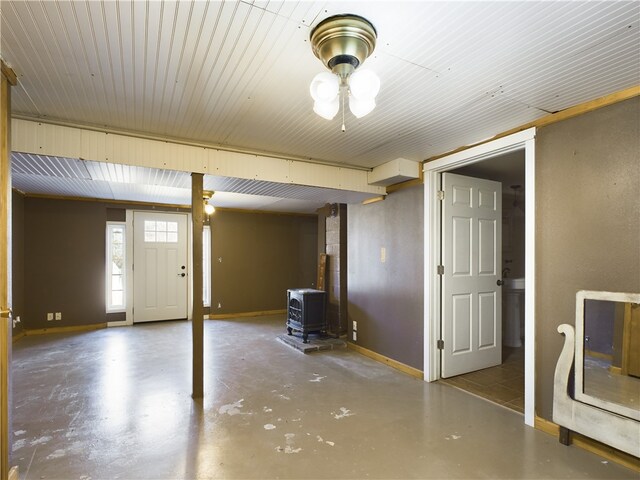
440;151;526;414
423;128;536;426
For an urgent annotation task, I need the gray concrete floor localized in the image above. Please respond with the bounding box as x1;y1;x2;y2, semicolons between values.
11;315;636;479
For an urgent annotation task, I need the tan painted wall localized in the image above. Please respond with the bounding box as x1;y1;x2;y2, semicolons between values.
211;211;317;315
347;185;424;369
19;198;316;328
24;198;110;328
535;96;640;420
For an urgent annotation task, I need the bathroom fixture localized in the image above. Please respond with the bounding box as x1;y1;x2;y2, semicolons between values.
503;277;525;347
509;185;525;218
309;14;380;129
504;277;525;290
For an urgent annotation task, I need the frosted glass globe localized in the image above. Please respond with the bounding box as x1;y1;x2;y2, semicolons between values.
310;72;339;102
313;97;340;120
349;96;376;118
349;69;380;100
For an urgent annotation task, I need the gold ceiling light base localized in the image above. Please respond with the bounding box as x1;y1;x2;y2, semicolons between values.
310;14;377;79
203;190;215;215
202;190;214;201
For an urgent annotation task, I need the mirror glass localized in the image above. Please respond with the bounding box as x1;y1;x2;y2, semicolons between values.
576;292;640;421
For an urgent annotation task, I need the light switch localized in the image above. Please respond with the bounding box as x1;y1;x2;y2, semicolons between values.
380;247;386;263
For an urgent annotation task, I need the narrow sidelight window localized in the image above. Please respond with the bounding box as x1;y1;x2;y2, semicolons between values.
106;222;126;312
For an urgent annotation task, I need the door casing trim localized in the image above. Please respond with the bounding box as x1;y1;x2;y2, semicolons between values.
423;127;536;427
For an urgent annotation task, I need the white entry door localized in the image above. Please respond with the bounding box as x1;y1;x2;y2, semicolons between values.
133;212;188;323
441;173;502;378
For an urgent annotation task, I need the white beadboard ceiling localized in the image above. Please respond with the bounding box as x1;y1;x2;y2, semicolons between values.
2;1;639;210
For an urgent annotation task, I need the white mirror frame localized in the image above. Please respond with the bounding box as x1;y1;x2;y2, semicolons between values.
575;290;640;421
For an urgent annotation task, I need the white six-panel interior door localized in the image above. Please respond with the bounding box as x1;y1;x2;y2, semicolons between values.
441;173;503;378
133;211;188;323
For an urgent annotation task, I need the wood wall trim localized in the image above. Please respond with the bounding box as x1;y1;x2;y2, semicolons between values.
8;465;19;480
24;323;107;336
535;415;640;471
11;331;24;343
534;415;560;435
208;309;286;320
362;196;385;205
347;342;424;380
0;60;12;480
0;60;17;86
584;349;613;363
425;85;640;164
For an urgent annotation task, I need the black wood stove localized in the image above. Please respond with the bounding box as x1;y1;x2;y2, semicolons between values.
286;288;326;343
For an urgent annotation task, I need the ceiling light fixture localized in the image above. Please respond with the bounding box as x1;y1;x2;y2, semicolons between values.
203;190;215;216
309;14;379;131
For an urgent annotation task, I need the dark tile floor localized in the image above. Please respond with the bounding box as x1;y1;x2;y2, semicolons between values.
440;346;525;413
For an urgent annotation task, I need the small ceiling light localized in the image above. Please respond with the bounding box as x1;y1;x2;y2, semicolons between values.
309;14;379;130
349;95;376;119
203;190;215;216
310;72;340;120
349;69;380;100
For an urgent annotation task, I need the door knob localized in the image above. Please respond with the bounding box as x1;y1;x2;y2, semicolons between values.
497;279;504;286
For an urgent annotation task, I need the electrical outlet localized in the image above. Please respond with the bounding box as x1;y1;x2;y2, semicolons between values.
352;331;357;342
217;302;222;309
352;320;357;331
380;247;386;263
55;312;62;320
47;313;53;321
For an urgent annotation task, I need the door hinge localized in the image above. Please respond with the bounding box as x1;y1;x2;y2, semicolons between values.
437;190;445;200
437;265;444;275
437;339;444;350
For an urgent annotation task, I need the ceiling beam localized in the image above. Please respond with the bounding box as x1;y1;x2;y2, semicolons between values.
11;119;385;197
